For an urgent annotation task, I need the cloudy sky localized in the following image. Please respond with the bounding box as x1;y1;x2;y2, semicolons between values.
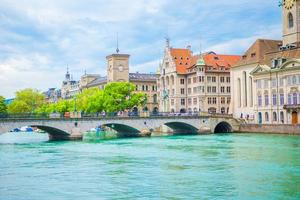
0;0;282;98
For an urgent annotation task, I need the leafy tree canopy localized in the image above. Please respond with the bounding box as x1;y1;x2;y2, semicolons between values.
0;96;7;114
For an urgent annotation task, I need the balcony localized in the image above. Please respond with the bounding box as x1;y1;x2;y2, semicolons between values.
283;104;300;110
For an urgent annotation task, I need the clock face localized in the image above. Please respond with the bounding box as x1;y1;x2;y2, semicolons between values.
118;65;124;72
284;0;295;9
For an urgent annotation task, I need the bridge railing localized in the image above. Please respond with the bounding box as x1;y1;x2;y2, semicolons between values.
0;111;233;120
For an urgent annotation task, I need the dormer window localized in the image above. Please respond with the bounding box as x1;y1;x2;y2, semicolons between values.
214;57;219;60
251;53;256;58
181;57;183;60
174;57;177;60
242;55;247;59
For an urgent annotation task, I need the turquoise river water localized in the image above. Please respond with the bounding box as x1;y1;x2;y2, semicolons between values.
0;132;300;200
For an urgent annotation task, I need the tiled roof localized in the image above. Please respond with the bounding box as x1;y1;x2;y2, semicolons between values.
170;48;240;73
202;53;241;70
169;48;193;74
234;39;282;67
129;73;158;82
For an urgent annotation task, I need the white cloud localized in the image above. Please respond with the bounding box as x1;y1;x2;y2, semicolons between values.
0;0;282;98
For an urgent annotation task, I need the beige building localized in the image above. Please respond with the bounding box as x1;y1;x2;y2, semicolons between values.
61;69;80;99
79;52;159;113
158;42;240;114
231;0;300;124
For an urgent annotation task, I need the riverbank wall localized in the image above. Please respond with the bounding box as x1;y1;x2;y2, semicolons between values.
239;124;300;135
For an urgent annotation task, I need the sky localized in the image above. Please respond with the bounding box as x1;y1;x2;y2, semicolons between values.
0;0;282;98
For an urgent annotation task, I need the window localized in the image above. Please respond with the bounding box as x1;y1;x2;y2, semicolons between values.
188;88;192;95
227;97;231;104
188;78;191;84
207;76;211;83
212;77;216;82
226;77;230;83
213;97;217;104
193;77;197;83
280;94;284;105
264;80;269;88
172;89;175;96
193;98;197;105
279;78;284;87
292;76;297;85
288;94;292;105
145;85;148;91
288;13;294;29
180;88;185;95
280;111;284;123
142;85;145;91
221;87;225;93
257;80;262;89
180;79;185;85
273;112;277;122
220;77;225;83
193;87;197;94
293;93;298;105
221;97;225;104
265;95;269;106
136;85;139;91
271;79;277;88
272;94;277;106
265;112;269;122
181;99;185;105
207;86;212;93
212;87;217;93
208;98;212;104
258;95;262;107
188;98;192;105
288;76;292;85
171;99;175;106
227;87;231;93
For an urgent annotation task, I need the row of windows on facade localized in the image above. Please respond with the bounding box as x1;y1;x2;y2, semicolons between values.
258;111;285;123
256;75;300;89
170;97;231;106
135;85;157;92
257;93;300;107
164;86;231;96
179;76;230;85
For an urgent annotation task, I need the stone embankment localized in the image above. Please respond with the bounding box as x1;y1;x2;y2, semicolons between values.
239;124;300;135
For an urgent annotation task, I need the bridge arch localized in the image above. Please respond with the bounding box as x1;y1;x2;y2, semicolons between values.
102;123;141;137
214;121;233;134
164;122;198;135
33;125;70;140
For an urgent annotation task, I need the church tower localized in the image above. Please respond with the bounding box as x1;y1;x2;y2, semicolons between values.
106;53;130;82
282;0;300;46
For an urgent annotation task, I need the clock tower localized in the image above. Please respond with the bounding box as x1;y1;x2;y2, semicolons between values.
282;0;300;46
106;53;130;83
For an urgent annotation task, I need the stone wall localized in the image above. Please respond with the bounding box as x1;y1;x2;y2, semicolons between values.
239;124;300;135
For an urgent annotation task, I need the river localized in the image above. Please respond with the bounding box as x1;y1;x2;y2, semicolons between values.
0;132;299;200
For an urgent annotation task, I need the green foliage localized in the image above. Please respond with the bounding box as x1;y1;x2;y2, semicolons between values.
0;96;7;114
10;83;147;114
8;89;45;114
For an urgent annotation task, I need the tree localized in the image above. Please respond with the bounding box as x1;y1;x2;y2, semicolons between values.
8;89;45;114
103;82;147;112
0;96;7;114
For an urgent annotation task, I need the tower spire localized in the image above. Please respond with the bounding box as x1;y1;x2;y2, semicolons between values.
116;32;120;54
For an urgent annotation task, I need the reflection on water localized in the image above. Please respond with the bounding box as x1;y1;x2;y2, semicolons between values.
0;132;49;144
0;133;300;199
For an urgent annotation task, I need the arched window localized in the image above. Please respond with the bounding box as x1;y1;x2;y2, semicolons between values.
265;112;269;122
280;111;284;123
288;13;294;28
273;112;277;122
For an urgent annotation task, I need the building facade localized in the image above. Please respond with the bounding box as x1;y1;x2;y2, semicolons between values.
158;42;240;114
77;52;159;113
231;0;300;124
61;69;80;99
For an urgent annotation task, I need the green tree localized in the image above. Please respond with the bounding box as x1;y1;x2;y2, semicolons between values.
8;89;45;114
103;82;147;112
0;96;7;114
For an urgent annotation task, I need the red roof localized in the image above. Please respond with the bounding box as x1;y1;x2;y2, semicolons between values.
170;48;241;73
169;48;193;74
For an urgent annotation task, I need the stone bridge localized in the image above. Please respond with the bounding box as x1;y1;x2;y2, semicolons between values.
0;116;241;141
